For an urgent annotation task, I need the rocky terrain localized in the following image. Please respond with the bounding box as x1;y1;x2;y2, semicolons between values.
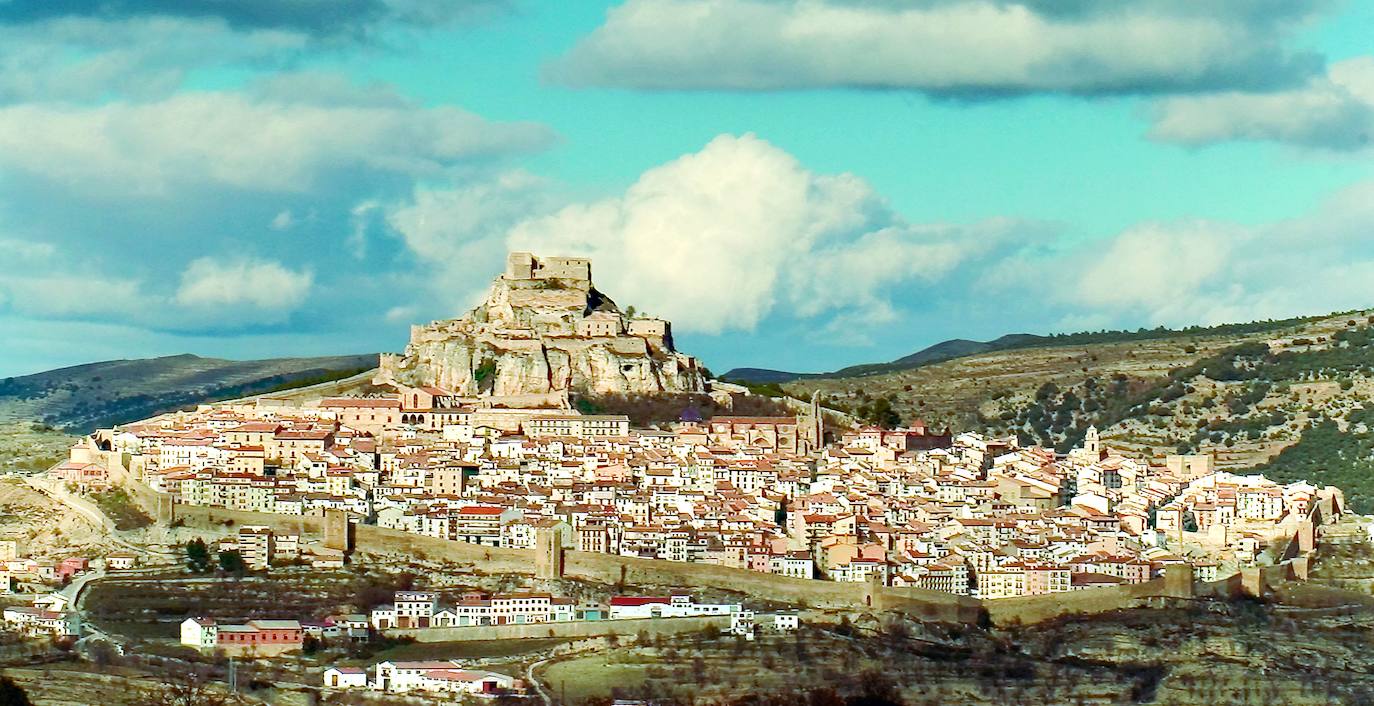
0;477;110;558
376;252;707;398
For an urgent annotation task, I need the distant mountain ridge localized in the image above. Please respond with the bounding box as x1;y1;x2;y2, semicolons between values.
0;353;378;432
725;334;1049;383
723;315;1331;384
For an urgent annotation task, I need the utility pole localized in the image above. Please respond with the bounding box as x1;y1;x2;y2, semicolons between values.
228;656;237;693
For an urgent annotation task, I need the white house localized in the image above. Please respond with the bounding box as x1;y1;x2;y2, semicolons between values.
373;660;516;695
772;613;800;632
322;667;368;689
106;553;138;570
608;594;740;620
3;606;74;637
729;610;756;640
33;593;69;612
180;617;217;650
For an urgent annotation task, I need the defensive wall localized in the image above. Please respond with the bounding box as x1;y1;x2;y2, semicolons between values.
390;615;733;643
981;565;1195;625
982;488;1346;625
92;451;1349;629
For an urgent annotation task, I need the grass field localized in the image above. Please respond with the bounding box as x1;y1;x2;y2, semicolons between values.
82;569;371;637
369;637;570;663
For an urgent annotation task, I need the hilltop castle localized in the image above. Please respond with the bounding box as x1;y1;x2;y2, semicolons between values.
375;252;707;402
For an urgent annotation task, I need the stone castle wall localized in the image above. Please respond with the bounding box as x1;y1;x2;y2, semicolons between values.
107;453;1345;629
376;252;706;397
392;615;732;643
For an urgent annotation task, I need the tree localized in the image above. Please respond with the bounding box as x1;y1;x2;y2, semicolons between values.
218;549;246;575
474;359;498;392
865;396;901;429
0;677;32;706
142;670;232;706
185;538;212;574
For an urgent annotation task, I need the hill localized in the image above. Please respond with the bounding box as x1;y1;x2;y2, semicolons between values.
0;352;379;433
784;309;1374;511
376;251;705;398
724;317;1324;383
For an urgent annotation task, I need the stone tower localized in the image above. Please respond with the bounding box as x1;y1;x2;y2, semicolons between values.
801;390;825;453
535;526;565;579
155;493;177;525
324;509;353;553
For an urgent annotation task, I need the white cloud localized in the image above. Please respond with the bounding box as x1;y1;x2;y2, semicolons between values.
1040;179;1374;327
386;171;555;311
505;134;1028;333
270;210;296;231
0;88;556;199
0;17;306;104
385;305;419;323
0;273;151;320
0;237;54;261
0;0;508;38
550;0;1324;96
175;257;314;314
1;256;316;332
1075;221;1236;313
1149;57;1374;149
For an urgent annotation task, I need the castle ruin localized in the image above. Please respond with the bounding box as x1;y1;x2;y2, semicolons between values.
375;252;706;400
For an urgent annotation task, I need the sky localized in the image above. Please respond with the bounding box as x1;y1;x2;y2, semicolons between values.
5;0;1374;378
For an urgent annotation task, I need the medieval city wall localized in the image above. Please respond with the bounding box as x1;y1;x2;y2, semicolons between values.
391;615;732;643
154;497;1340;628
108;455;1345;628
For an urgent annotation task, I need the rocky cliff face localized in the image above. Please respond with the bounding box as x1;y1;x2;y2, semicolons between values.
376;253;707;398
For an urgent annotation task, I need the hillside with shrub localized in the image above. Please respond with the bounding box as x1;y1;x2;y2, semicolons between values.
786;310;1374;511
0;353;378;433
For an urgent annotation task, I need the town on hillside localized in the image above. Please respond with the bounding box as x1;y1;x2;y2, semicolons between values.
5;252;1358;702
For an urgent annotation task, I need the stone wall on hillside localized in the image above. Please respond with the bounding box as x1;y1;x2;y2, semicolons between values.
392;615;732;643
119;465;1346;628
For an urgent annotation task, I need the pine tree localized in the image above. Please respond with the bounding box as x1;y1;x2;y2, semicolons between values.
185;538;212;573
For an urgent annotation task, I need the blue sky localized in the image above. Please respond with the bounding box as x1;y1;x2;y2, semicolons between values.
5;0;1374;378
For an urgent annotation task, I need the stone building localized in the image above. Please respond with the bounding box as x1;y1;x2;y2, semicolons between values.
375;251;706;399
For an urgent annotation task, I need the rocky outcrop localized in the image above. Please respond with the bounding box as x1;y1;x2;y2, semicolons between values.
376;252;707;398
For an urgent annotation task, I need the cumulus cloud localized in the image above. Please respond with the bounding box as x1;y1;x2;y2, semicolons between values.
0;88;555;199
1013;179;1374;328
0;0;507;37
1075;222;1237;314
0;256;314;331
0;0;507;106
386;171;555;312
549;0;1325;96
270;210;296;231
0;273;151;321
1149;57;1374;150
175;257;314;313
0;17;307;104
504;134;1031;333
0;237;54;261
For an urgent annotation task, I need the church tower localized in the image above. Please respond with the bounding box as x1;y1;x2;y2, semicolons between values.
1085;425;1101;458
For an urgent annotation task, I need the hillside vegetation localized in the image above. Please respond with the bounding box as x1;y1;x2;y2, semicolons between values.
728;314;1326;383
0;353;378;433
787;310;1374;511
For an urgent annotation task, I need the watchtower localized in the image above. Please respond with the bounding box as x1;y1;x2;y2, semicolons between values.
324;509;354;553
506;251;536;280
535;526;565;579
